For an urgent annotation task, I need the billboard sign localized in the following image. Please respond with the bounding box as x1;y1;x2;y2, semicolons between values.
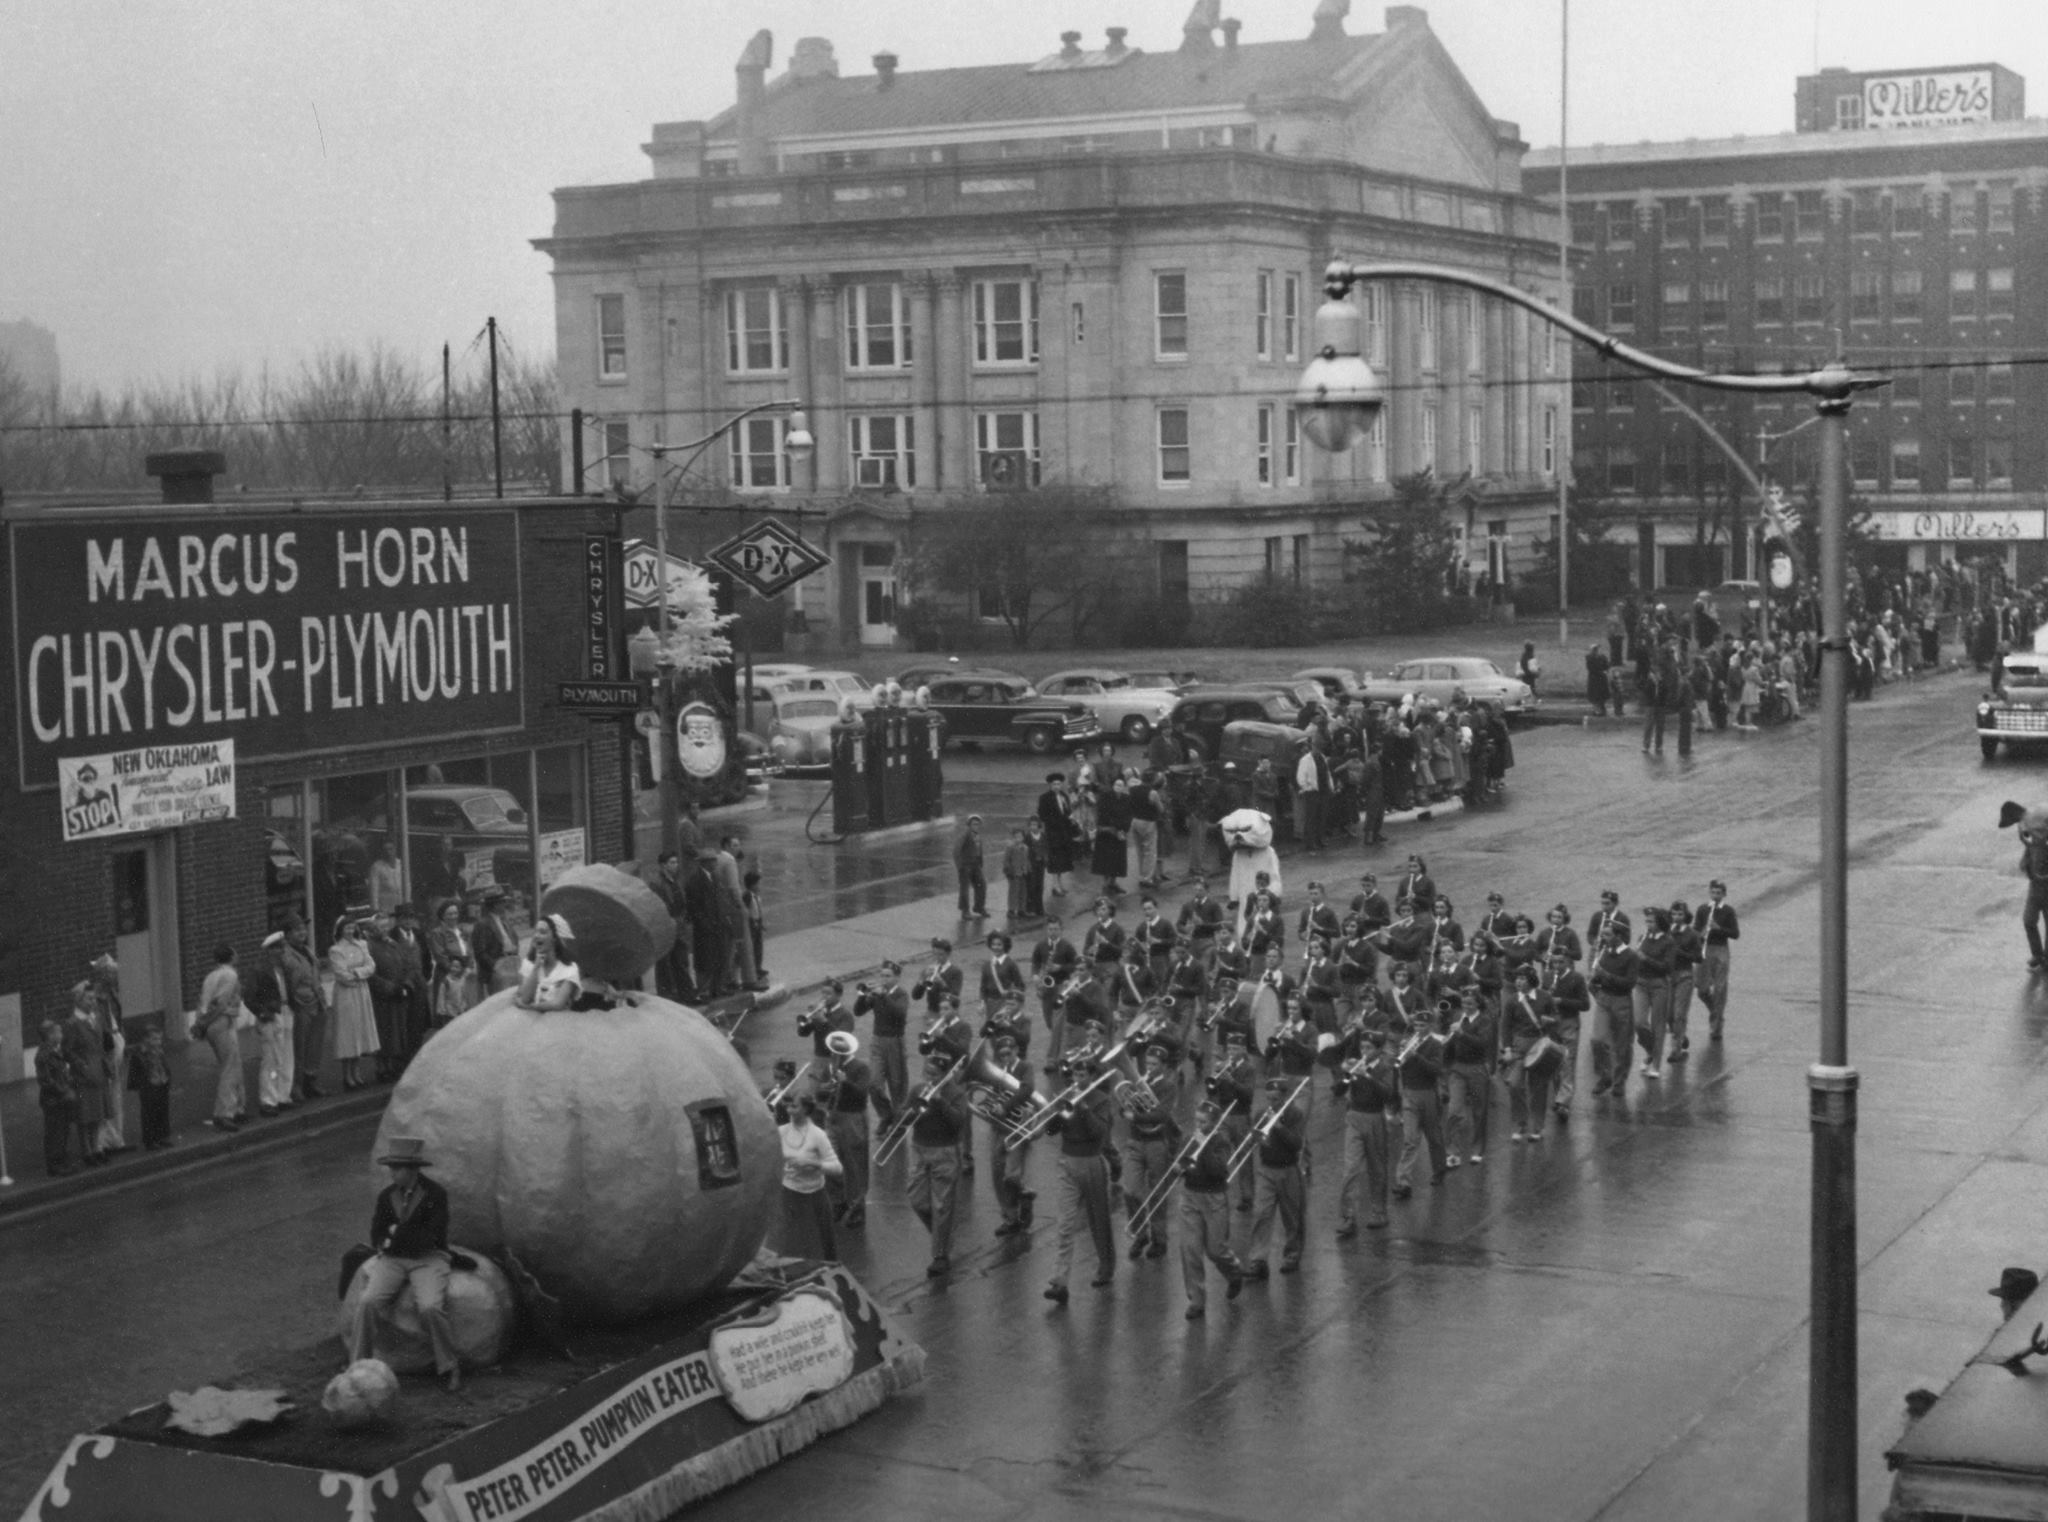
11;510;524;789
1864;70;1994;129
58;739;237;841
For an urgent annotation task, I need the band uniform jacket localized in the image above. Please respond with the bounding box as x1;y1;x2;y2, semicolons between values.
1031;936;1081;988
1590;944;1640;996
1137;914;1179;963
1540;964;1592;1021
1348;890;1393;932
913;961;964;1015
1083;919;1128;965
1694;902;1741;945
980;955;1028;1006
855;983;911;1039
1534;925;1584;964
1297;902;1343;949
371;1174;452;1258
1177;896;1227;944
1586;906;1633;950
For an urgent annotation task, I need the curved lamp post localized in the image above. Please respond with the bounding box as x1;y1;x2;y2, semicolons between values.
1299;260;1884;1522
645;401;812;855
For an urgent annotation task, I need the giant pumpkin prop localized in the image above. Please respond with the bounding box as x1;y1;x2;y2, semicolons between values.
373;865;778;1326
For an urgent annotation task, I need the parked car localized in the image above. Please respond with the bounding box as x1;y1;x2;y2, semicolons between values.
358;785;535;896
1978;654;2048;761
1035;668;1180;744
1168;686;1306;759
1124;667;1201;693
1239;679;1324;712
1292;666;1367;700
749;663;814;684
895;661;979;690
1357;658;1536;716
752;690;845;770
766;669;874;707
924;671;1100;753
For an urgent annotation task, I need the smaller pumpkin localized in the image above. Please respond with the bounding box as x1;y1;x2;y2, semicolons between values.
322;1359;400;1429
335;1251;515;1375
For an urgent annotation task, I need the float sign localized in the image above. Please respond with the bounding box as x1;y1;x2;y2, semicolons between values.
11;511;524;789
58;740;236;842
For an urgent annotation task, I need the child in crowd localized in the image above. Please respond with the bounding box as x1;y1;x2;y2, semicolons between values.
742;869;766;982
132;1026;175;1150
37;1019;79;1176
1003;826;1032;925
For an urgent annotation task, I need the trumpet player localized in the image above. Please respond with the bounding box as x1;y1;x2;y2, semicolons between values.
1044;1037;1119;1305
905;1051;970;1279
979;995;1031;1059
1031;914;1080;1065
1391;1013;1447;1197
1477;891;1517;942
854;961;909;1127
1121;1045;1181;1261
1244;1075;1309;1279
1335;1026;1396;1237
1442;988;1495;1168
1178;1099;1247;1320
913;938;963;1017
980;931;1028;1021
985;1032;1039;1237
1371;896;1430;981
820;1031;872;1230
797;980;855;1059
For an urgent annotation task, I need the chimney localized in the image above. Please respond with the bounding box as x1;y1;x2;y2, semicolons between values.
735;30;772;175
1181;0;1220;52
145;449;226;504
1222;16;1241;49
645;120;707;179
788;37;838;82
1384;5;1427;29
873;50;898;89
1105;26;1129;57
1309;0;1349;41
1059;30;1083;59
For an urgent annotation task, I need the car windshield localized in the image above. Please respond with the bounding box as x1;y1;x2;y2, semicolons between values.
1261;696;1296;720
781;698;841;718
2007;664;2048;690
830;675;871;693
460;793;527;829
1448;659;1505;679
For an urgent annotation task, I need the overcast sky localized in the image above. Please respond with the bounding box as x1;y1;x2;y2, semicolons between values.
6;0;2045;391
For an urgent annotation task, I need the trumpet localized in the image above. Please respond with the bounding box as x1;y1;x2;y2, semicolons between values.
1128;1110;1232;1237
1338;1047;1390;1085
1395;1027;1448;1067
765;1059;817;1111
793;999;832;1036
875;1039;981;1166
917;1012;964;1057
1225;1076;1313;1181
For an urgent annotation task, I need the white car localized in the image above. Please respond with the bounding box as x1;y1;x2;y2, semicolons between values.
1035;668;1180;744
766;669;874;709
1358;658;1537;716
759;690;845;770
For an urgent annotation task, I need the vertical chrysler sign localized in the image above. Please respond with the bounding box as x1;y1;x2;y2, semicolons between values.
11;510;524;790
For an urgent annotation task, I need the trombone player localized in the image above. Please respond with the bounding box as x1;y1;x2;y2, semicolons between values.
1176;1099;1246;1320
1242;1075;1310;1280
820;1031;872;1231
1335;1025;1396;1237
1119;1043;1181;1261
1043;1027;1119;1305
905;1049;971;1279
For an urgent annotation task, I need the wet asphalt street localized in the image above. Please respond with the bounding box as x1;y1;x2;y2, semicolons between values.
7;669;2044;1521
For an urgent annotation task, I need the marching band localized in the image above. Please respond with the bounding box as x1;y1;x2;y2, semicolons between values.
759;874;1739;1318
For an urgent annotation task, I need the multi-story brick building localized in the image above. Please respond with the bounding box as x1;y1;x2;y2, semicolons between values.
0;455;628;1079
1526;62;2048;588
539;3;1568;649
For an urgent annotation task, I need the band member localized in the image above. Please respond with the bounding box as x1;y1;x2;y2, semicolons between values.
1254;946;1297;1007
1371;897;1431;979
1083;899;1127;966
1391;1014;1446;1197
1335;1026;1396;1236
1693;879;1740;1039
1245;891;1285;960
1541;948;1591;1120
1266;994;1320;1146
1207;977;1255;1058
1245;1075;1308;1278
1121;1044;1181;1260
1425;940;1476;1012
1349;873;1393;935
1535;903;1583;967
918;991;973;1064
1395;855;1435;921
1588;921;1640;1096
1032;915;1081;1064
1471;923;1513;1014
1586;891;1631;957
1137;896;1178;987
1206;1027;1257;1220
913;939;964;1016
1209;925;1251;989
1666;899;1703;1064
987;1031;1038;1237
1176;877;1227;960
820;1031;872;1229
1427;896;1466;958
1297;881;1342;952
1299;936;1342;1034
854;962;910;1126
1118;939;1158;1010
1177;1100;1247;1319
1500;965;1558;1142
1476;892;1517;941
1163;942;1210;1059
796;979;856;1059
906;1052;969;1278
980;931;1028;1021
1044;1042;1118;1304
1335;916;1377;1023
1381;961;1423;1035
1442;988;1494;1167
1632;906;1677;1081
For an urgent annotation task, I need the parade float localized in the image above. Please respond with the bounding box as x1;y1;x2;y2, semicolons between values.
22;865;924;1522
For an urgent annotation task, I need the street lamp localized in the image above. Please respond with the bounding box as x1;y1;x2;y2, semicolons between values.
1298;260;1884;1522
644;401;812;857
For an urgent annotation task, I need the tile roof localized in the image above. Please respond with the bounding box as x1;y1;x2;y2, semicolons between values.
704;32;1390;143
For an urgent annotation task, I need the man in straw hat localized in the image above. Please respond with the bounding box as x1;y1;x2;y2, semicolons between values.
821;1030;873;1230
348;1136;462;1391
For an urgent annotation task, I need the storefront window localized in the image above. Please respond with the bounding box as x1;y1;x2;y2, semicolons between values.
536;746;590;894
405;755;537;921
310;770;399;953
258;782;310;936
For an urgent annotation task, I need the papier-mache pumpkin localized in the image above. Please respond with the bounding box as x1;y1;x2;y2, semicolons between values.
373;864;778;1326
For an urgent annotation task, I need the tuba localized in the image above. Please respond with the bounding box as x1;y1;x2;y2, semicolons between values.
964;1045;1045;1139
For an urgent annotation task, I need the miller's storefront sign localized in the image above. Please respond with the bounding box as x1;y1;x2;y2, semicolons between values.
10;510;525;790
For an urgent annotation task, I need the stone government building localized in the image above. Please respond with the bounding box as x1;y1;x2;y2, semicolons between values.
539;2;1568;650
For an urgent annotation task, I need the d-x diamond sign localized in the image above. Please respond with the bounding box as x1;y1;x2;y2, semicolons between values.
705;518;830;599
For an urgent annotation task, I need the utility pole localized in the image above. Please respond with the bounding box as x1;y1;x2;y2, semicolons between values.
487;316;504;500
441;342;453;503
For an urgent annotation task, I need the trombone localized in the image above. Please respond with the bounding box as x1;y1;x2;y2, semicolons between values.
1225;1076;1312;1181
874;1038;982;1166
1007;1050;1123;1150
1128;1108;1232;1237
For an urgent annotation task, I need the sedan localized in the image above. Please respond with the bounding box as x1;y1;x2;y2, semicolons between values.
1035;668;1180;744
1357;657;1536;715
1168;687;1304;759
925;673;1100;754
759;691;845;770
1292;666;1366;701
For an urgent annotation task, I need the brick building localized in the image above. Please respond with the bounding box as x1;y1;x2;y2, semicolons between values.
1525;62;2048;589
0;459;628;1078
539;3;1568;650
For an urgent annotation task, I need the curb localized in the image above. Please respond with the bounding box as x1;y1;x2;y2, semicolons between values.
0;1084;391;1225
